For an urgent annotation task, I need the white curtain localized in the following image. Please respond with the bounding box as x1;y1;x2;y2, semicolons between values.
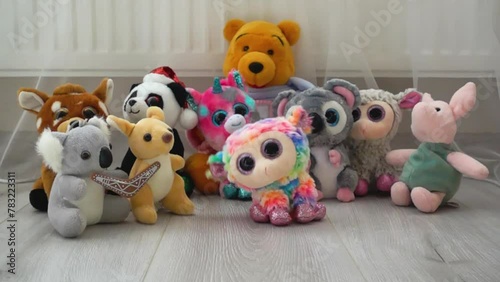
1;0;500;185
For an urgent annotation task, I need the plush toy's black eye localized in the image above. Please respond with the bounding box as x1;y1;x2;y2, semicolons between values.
242;46;249;52
237;154;255;174
233;103;249;116
325;108;340;126
146;95;162;107
55;109;68;120
82;107;97;119
212;110;227;126
168;128;173;133
368;105;385;122
143;133;152;142
352;108;361;122
261;139;282;159
109;143;113;150
435;107;441;112
81;150;91;160
267;49;274;55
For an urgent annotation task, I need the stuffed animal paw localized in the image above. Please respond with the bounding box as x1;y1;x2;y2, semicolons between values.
328;149;342;168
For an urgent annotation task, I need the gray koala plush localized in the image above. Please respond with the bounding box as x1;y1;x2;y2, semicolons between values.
272;79;361;202
36;117;130;238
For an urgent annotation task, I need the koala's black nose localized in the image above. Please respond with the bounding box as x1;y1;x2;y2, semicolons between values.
99;147;113;169
309;112;324;134
248;62;264;74
128;100;137;106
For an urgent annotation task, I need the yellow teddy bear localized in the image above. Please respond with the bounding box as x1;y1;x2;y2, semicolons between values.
223;19;315;119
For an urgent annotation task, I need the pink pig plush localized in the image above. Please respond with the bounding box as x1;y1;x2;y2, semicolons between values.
386;82;489;213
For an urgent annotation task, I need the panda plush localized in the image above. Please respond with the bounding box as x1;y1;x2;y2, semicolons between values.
119;67;197;193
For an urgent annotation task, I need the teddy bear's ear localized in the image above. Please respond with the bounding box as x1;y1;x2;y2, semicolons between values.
17;88;49;114
36;129;66;174
272;90;297;116
324;79;361;109
92;78;114;104
107;115;135;137
224;19;246;41
277;20;301;46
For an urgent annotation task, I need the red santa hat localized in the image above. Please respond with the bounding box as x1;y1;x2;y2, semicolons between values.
143;66;197;130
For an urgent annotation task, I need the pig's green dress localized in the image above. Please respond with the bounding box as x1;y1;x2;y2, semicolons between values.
399;142;462;204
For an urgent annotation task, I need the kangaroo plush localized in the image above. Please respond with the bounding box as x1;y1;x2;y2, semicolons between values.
36;117;130;238
107;107;194;224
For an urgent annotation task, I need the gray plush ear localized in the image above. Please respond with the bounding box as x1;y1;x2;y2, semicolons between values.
272;90;297;116
323;79;361;109
36;130;67;173
87;117;111;140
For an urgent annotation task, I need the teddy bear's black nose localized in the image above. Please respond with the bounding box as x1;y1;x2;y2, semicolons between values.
309;112;324;134
99;147;113;169
248;62;264;74
128;100;137;106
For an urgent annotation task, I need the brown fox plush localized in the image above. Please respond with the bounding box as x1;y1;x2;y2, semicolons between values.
106;107;194;224
17;79;113;211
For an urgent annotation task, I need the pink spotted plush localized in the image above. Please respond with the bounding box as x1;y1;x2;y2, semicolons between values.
209;106;326;226
186;70;257;199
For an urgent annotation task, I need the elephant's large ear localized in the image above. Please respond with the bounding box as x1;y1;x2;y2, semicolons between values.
272;90;297;116
323;79;361;109
36;130;67;174
224;19;246;41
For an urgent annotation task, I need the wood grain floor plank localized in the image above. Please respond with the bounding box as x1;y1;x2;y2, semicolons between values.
325;179;500;282
0;202;172;282
144;195;366;282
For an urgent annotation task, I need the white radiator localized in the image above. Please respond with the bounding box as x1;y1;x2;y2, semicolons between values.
0;0;499;78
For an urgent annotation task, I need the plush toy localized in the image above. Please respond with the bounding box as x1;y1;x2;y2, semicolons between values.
273;79;361;202
223;19;315;119
209;106;325;226
36;117;130;238
17;78;113;211
347;89;422;196
107;107;194;224
119;66;197;196
386;82;489;213
184;70;257;199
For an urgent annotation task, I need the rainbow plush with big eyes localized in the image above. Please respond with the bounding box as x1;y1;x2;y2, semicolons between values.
208;106;326;226
184;70;257;198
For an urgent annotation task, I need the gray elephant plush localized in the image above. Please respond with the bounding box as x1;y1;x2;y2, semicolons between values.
36;117;130;238
273;79;361;202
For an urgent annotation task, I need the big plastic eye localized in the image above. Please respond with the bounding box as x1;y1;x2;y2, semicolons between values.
81;150;91;160
352;108;361;122
143;133;152;142
82;106;97;119
54;109;68;120
233;103;249;116
146;95;162;107
368;105;385;122
325;108;340;126
212;110;227;126
261;139;282;159
237;153;255;174
242;46;249;52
